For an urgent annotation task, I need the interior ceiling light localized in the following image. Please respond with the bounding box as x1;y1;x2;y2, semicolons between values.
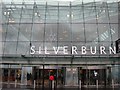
4;12;7;15
67;14;70;17
35;12;38;16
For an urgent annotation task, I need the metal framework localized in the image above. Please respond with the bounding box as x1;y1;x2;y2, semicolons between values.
2;1;119;57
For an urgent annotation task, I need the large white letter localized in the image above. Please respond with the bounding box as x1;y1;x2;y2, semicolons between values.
72;46;78;54
90;46;96;54
82;46;87;54
30;46;35;54
109;46;116;54
63;46;68;54
100;46;106;54
45;47;50;54
53;46;60;54
38;47;41;54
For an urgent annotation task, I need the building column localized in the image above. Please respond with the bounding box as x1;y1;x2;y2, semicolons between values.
63;67;66;85
0;68;3;88
7;65;11;88
42;65;44;90
15;69;17;81
107;67;112;85
21;67;27;85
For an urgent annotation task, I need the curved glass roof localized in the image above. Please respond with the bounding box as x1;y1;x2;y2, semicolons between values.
2;0;119;57
2;0;119;5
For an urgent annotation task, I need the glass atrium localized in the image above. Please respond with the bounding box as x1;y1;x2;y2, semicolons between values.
1;0;120;88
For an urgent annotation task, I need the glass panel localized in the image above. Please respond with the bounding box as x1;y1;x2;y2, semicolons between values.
72;24;84;41
58;24;71;41
66;67;78;86
84;6;96;23
32;24;44;41
111;65;120;85
97;6;109;23
83;0;94;3
10;69;15;81
18;24;32;41
3;69;8;82
46;7;58;23
4;41;17;55
107;1;118;5
35;5;45;23
59;7;70;23
85;24;98;42
108;4;118;23
17;41;30;55
110;24;118;41
2;9;8;23
2;24;7;42
20;8;33;23
98;24;111;42
6;24;19;41
45;24;57;42
71;6;83;23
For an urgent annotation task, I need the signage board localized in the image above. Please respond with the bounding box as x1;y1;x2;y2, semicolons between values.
116;38;120;53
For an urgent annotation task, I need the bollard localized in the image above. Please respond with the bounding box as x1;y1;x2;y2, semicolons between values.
34;80;36;88
79;80;81;89
25;79;27;85
112;79;114;88
52;80;54;89
96;80;98;88
15;79;17;88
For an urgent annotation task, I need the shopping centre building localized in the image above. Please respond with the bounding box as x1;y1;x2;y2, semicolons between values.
1;0;120;89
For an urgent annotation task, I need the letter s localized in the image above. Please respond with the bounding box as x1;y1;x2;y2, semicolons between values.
30;46;35;54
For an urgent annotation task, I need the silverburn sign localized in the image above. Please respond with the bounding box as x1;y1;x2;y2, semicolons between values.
30;46;116;55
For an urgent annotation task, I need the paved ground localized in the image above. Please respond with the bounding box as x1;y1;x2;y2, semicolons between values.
2;88;120;90
1;83;120;90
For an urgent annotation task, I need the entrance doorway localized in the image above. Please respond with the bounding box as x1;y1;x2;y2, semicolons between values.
18;65;112;88
79;66;107;87
80;69;106;86
33;66;108;88
66;67;78;86
33;66;64;88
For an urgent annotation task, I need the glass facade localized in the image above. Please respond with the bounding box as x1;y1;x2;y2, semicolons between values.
2;0;119;57
1;0;120;89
